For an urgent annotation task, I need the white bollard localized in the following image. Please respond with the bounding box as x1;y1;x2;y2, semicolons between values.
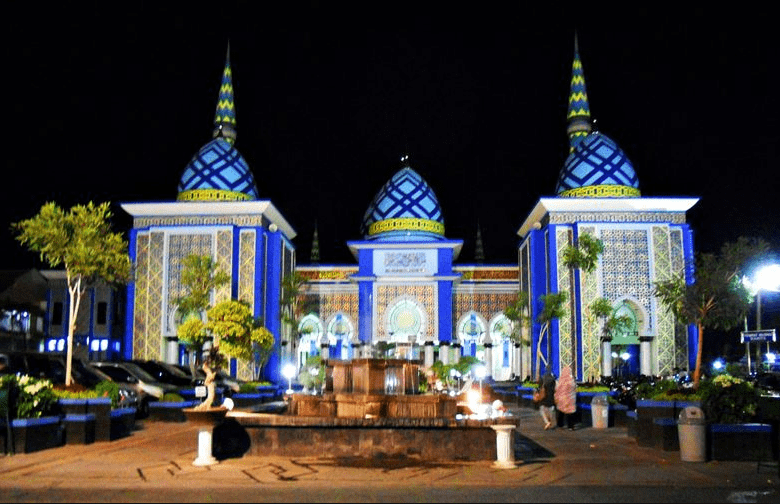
192;427;218;466
490;424;518;469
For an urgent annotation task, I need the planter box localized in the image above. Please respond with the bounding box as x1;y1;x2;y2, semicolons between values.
626;410;638;438
10;416;63;453
64;413;95;445
110;407;137;440
709;423;776;461
87;397;112;442
612;404;629;428
635;400;676;447
652;417;679;451
57;398;88;416
148;401;200;422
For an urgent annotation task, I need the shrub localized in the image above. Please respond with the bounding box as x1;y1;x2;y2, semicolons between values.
95;380;121;408
698;374;760;424
52;388;101;400
0;374;58;419
161;392;186;402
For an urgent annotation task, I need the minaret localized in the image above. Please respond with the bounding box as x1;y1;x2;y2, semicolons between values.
474;221;484;264
213;43;237;145
310;221;320;264
566;33;592;152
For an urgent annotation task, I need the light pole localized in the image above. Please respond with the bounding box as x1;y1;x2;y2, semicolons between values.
474;365;487;400
743;263;780;371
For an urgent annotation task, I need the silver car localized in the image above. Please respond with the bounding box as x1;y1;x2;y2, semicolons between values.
92;361;180;417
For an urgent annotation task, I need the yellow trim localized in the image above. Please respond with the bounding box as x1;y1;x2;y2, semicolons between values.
368;218;444;236
177;189;253;202
559;185;641;198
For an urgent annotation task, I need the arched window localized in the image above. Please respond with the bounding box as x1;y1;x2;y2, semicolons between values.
387;299;425;344
458;312;486;357
612;300;640;345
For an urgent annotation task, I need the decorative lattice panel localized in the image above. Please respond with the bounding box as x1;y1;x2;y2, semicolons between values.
670;228;688;369
320;292;359;341
578;226;601;382
142;232;165;360
165;234;214;333
453;292;516;341
375;284;436;341
216;230;233;304
133;234;150;359
238;231;256;306
600;229;652;331
556;227;574;372
652;225;676;377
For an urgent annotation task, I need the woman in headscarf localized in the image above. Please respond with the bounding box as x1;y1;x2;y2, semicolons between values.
538;370;557;429
554;366;578;430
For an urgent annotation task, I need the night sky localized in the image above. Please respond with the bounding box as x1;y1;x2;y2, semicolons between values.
3;4;779;349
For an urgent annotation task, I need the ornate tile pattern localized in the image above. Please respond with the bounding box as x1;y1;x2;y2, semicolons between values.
600;228;652;331
652;225;677;377
143;232;165;360
578;226;601;381
132;233;150;359
548;211;687;225
556;227;574;372
166;234;214;333
216;230;233;305
238;231;256;305
321;292;359;342
134;215;265;228
375;284;436;341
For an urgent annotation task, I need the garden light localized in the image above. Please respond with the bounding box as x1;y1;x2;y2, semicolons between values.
282;363;297;394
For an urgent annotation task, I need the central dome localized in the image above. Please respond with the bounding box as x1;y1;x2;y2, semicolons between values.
555;133;640;198
177;138;259;201
361;158;445;241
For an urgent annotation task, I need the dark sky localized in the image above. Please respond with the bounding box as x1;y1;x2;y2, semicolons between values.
3;4;778;275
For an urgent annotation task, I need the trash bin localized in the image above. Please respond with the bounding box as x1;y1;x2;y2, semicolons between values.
677;406;706;462
591;394;609;429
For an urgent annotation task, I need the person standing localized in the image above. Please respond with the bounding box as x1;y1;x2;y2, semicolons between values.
538;370;557;429
554;366;578;430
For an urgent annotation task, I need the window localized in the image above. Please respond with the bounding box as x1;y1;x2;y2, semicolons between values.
97;302;108;325
52;302;63;326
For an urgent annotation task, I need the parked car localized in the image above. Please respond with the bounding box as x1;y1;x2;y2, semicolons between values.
129;359;194;388
92;361;181;417
0;350;139;410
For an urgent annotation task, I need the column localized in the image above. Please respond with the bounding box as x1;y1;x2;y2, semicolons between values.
424;341;435;368
452;340;461;364
439;341;450;365
639;335;653;377
601;336;612;378
483;343;493;380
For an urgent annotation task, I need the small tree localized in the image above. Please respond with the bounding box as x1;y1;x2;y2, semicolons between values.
174;254;230;370
654;237;769;388
503;292;532;379
587;297;633;378
12;201;131;386
280;271;315;350
206;299;274;380
534;292;568;381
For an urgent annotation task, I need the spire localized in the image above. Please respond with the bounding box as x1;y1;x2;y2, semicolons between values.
213;42;237;145
400;153;411;168
567;32;592;152
310;220;320;264
474;221;484;264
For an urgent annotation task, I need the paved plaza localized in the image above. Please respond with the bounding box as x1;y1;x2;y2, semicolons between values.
0;406;777;502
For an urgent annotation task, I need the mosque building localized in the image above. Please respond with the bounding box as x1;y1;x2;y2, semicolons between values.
116;36;699;385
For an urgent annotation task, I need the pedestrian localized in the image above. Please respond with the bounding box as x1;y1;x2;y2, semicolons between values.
538;369;556;430
554;366;577;430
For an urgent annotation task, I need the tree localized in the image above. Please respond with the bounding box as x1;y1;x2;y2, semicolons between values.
534;292;568;381
12;201;131;386
206;299;274;380
503;292;532;379
281;272;313;340
654;237;770;388
587;297;633;378
561;232;604;376
174;254;230;369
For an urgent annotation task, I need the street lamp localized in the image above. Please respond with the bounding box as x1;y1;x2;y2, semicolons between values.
282;363;297;395
743;263;780;368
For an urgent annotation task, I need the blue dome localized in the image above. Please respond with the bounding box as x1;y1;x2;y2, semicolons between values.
361;166;445;240
555;133;640;197
177;138;259;201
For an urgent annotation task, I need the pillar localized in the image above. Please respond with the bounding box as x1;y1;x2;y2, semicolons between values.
424;341;435;368
601;337;612;378
192;428;218;466
490;424;517;469
639;335;653;377
439;341;450;365
483;343;493;380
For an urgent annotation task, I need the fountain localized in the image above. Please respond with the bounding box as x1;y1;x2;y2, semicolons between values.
227;358;520;465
